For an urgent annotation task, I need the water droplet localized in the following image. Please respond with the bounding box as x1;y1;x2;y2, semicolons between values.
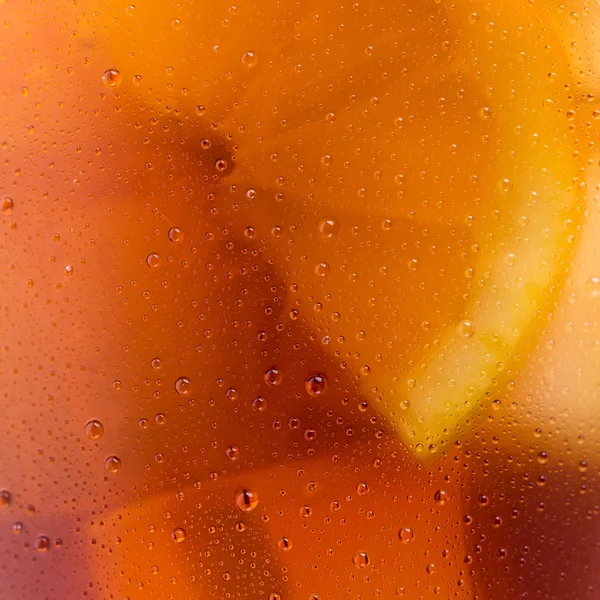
235;521;246;532
35;535;51;552
104;455;122;474
214;158;228;172
235;489;259;513
146;252;161;268
318;217;340;238
458;320;475;338
278;537;292;551
226;445;240;461
586;276;600;298
398;527;414;543
353;552;369;568
0;490;11;508
315;262;330;277
252;396;267;412
241;51;257;68
150;357;162;370
1;197;14;215
102;68;122;88
537;451;549;465
172;527;186;543
300;505;312;518
174;376;193;396
264;367;283;387
168;227;183;243
11;521;22;534
85;419;104;440
426;563;436;574
356;482;369;495
434;490;448;505
305;372;328;396
498;178;513;193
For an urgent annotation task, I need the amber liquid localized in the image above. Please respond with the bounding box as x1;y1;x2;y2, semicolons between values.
0;0;598;598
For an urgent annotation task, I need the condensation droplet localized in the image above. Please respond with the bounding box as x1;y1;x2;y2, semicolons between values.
278;537;292;551
35;535;51;552
458;320;475;338
353;552;369;568
305;372;328;396
226;445;240;461
398;527;414;543
434;490;448;505
241;51;257;68
264;367;283;387
0;490;11;508
235;489;259;513
168;227;183;243
1;197;14;215
172;527;186;543
318;217;340;238
85;419;104;440
252;396;267;412
104;455;122;474
102;68;122;88
174;376;193;396
315;261;330;277
146;252;161;268
586;276;600;298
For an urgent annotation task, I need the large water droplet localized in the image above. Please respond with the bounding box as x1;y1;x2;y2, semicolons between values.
85;419;104;440
235;489;259;513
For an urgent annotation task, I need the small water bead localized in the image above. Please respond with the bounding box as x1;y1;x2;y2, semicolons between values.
172;528;186;543
168;227;183;243
104;455;122;474
252;396;267;412
64;265;74;276
102;68;122;88
1;196;14;215
300;505;312;518
35;535;51;552
586;276;600;298
398;527;414;543
150;357;162;370
11;521;23;534
235;521;246;532
458;320;475;338
146;252;161;268
241;51;257;68
264;367;283;387
235;489;259;513
353;552;369;568
537;451;549;465
315;262;330;277
174;376;193;396
318;217;340;238
0;490;11;508
305;372;328;396
226;445;240;461
269;594;282;600
278;537;292;551
85;419;104;440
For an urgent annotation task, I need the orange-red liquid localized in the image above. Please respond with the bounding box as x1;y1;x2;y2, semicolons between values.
0;1;599;598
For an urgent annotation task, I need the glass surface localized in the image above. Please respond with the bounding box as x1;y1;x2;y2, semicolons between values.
0;1;599;598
